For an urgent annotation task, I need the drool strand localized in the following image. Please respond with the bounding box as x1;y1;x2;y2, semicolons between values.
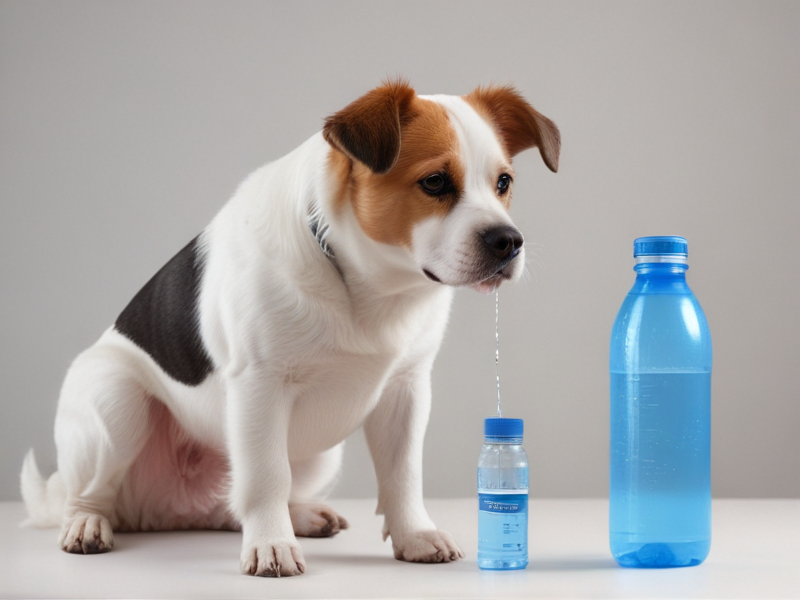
495;289;501;418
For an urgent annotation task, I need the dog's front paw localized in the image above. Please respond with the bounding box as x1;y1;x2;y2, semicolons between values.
240;539;306;577
391;529;464;563
58;512;114;554
290;503;349;537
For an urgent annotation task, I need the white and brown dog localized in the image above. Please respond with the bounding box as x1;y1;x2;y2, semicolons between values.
21;81;559;576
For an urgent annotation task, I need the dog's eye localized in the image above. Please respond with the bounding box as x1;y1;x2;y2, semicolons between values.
497;173;512;195
419;173;450;196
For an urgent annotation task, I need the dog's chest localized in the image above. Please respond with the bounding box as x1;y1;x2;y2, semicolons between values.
281;294;443;456
285;351;393;454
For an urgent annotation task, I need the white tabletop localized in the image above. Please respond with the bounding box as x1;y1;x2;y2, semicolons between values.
1;498;797;599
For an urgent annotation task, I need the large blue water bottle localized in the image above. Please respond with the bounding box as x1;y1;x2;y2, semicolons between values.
477;417;529;570
609;236;712;568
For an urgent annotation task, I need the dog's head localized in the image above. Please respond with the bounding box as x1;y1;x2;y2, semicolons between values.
323;80;559;293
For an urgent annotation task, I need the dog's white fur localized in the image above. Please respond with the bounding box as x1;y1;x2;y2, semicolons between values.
21;84;558;576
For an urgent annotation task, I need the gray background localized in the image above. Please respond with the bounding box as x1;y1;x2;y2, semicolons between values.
1;1;798;501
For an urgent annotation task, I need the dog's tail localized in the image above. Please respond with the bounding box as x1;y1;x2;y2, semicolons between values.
20;449;65;528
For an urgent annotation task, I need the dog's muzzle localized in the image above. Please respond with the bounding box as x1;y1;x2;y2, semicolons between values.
468;226;524;294
422;225;524;293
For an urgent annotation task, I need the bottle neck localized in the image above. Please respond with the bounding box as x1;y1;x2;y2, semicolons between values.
484;436;523;444
631;262;690;294
634;260;688;273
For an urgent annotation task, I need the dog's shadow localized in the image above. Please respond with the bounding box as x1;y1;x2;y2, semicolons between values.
114;533;617;573
310;553;397;568
113;530;240;554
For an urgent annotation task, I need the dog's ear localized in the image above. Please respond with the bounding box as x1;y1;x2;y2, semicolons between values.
323;80;416;175
465;85;561;173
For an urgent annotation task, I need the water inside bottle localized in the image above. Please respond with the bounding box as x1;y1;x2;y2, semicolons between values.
609;371;712;567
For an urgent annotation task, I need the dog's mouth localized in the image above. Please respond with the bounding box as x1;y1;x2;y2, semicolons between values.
468;268;512;295
422;265;512;294
422;269;442;283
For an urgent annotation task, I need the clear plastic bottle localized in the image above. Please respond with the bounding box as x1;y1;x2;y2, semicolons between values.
609;236;712;568
477;417;529;570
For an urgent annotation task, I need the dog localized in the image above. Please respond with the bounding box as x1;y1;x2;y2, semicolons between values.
20;80;559;576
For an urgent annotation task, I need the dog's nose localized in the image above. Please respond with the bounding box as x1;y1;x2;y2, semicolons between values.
481;226;524;260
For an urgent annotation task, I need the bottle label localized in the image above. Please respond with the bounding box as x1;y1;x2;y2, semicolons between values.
479;493;528;514
478;493;528;555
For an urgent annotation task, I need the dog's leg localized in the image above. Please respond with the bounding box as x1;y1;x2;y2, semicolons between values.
289;445;349;537
54;343;152;554
226;377;305;577
364;369;464;563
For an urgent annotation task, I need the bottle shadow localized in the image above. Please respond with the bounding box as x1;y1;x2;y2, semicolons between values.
314;553;618;572
528;556;618;571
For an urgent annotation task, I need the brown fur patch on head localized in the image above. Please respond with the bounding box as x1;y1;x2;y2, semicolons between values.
326;83;463;248
464;85;561;172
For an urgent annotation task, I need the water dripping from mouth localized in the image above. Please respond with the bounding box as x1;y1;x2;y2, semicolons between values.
495;289;502;418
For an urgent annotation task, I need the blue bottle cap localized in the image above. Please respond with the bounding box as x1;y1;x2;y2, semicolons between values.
484;417;524;439
633;236;688;258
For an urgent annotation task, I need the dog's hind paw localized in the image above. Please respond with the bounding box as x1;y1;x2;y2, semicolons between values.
290;502;349;538
58;512;114;554
391;529;464;563
240;539;306;577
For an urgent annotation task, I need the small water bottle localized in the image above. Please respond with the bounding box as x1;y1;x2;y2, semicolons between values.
477;417;529;570
609;236;712;568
